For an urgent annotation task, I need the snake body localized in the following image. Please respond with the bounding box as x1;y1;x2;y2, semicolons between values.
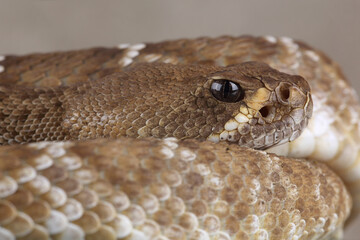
0;36;358;239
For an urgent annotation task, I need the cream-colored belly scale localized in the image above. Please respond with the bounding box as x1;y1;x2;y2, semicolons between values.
0;36;358;240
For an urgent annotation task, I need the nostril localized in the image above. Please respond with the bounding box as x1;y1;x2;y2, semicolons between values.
276;83;291;104
280;87;290;101
259;106;270;118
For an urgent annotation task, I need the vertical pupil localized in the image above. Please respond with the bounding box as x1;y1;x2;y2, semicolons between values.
223;80;230;98
210;79;243;103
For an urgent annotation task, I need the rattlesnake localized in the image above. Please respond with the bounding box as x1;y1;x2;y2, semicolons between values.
0;36;358;240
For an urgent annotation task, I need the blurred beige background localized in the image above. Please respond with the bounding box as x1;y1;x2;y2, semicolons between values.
0;0;359;91
0;0;359;239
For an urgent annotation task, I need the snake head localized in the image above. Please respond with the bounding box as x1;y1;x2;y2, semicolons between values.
206;61;313;149
61;61;312;148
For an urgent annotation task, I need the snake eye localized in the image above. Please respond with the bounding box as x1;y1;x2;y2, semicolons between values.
210;79;244;103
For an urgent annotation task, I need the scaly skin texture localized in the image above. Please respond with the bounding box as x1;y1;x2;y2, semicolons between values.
0;35;358;239
0;138;351;240
0;62;311;149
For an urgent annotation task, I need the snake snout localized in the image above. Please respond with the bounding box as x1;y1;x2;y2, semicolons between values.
207;68;313;151
204;62;313;150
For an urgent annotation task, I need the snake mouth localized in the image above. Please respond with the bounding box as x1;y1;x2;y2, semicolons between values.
207;112;310;150
207;86;313;149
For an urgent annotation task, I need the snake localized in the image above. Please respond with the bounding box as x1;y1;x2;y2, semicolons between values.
0;35;358;240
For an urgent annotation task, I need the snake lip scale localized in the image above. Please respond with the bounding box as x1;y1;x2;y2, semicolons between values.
0;35;357;240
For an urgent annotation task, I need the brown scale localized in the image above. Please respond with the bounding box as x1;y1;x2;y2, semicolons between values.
0;138;351;239
0;62;311;149
0;36;357;239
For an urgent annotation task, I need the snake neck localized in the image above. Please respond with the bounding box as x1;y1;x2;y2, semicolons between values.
0;86;67;144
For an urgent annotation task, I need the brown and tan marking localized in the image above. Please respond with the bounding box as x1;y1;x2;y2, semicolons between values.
0;35;359;239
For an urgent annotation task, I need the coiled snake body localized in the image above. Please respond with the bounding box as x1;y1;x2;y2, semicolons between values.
0;36;358;240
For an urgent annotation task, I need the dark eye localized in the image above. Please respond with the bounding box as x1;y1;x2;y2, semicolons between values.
210;79;244;102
